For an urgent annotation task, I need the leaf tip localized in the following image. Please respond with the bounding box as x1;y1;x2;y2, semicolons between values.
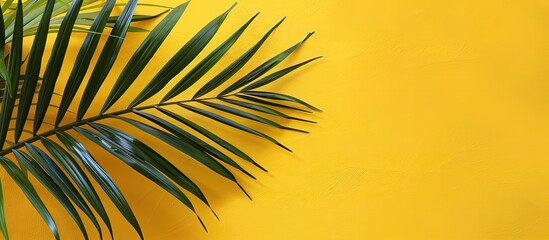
196;213;208;232
304;32;315;41
275;16;287;27
211;208;220;221
254;162;268;172
237;183;252;201
290;127;309;134
223;3;237;15
277;142;292;152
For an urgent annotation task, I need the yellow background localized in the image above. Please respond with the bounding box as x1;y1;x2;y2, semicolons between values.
4;0;549;239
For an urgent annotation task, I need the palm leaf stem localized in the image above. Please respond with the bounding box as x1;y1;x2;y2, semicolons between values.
0;93;237;156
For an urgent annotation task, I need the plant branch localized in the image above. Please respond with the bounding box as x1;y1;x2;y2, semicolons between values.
0;94;234;156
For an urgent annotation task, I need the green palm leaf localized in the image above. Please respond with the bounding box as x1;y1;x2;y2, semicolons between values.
56;131;143;239
2;0;169;41
15;0;56;142
219;32;315;95
15;147;89;240
76;0;139;120
55;0;116;127
33;0;84;134
0;3;8;90
0;1;320;239
88;122;215;215
0;0;22;148
130;4;241;108
26;142;103;239
101;2;190;114
0;155;59;240
41;136;114;239
192;17;285;100
0;179;8;240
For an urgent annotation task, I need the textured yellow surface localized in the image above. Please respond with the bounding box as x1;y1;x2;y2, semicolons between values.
4;0;549;239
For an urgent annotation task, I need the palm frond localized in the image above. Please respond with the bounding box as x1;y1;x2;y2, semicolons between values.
1;0;169;42
0;0;320;239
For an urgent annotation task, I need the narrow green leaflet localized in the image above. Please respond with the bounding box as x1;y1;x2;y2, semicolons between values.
106;11;170;23
4;0;98;39
220;97;315;123
0;180;8;240
241;56;322;91
58;9;168;24
41;137;114;239
134;110;255;178
75;127;195;210
13;149;89;240
101;2;189;114
55;0;116;126
179;103;291;152
34;0;84;134
26;143;103;239
45;17;144;31
80;2;172;11
87;123;213;211
114;116;250;198
15;0;56;142
56;132;144;240
0;156;59;240
19;21;148;39
156;107;266;171
236;94;313;113
192;17;286;99
130;4;237;108
0;6;8;87
74;127;207;229
198;100;307;133
1;0;13;12
220;32;314;95
161;13;259;102
77;0;138;120
240;91;322;112
3;0;40;37
0;78;42;106
0;1;22;149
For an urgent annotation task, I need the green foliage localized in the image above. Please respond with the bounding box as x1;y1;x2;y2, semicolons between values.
0;0;319;239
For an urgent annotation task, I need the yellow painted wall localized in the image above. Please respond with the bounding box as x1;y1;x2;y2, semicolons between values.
4;0;549;239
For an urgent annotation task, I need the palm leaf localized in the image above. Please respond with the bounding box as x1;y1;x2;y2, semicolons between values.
15;147;89;240
0;1;320;239
55;0;116;127
192;17;285;100
0;178;8;240
15;0;56;142
26;142;103;239
0;0;22;148
130;4;244;108
0;3;8;88
33;0;84;134
0;155;59;240
41;136;113;239
77;0;139;120
100;2;190;114
2;0;170;41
